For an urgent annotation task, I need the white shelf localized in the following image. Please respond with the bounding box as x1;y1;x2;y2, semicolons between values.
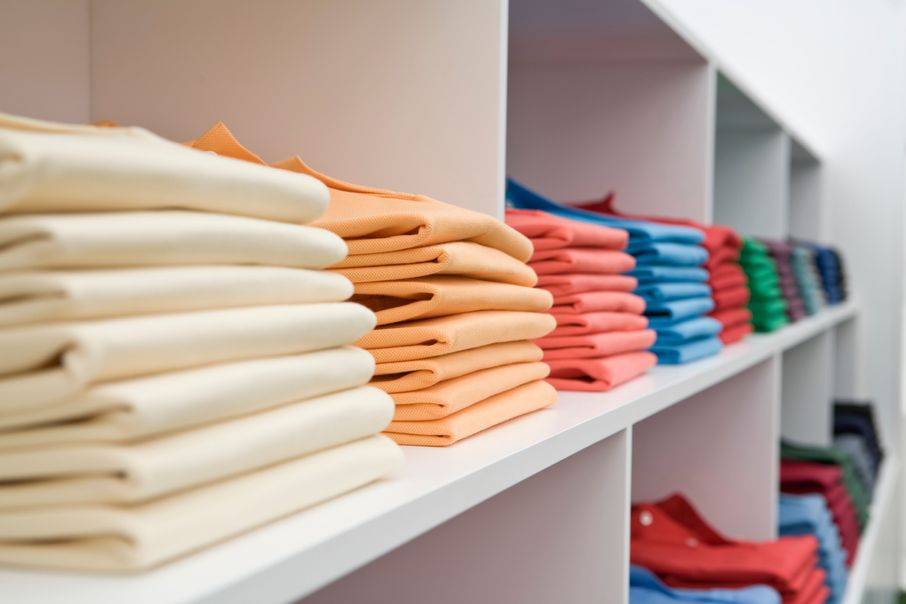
0;301;858;604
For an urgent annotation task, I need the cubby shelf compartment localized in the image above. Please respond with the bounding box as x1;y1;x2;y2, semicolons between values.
0;302;857;604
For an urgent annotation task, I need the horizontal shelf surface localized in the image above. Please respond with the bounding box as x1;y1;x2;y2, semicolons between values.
0;301;858;604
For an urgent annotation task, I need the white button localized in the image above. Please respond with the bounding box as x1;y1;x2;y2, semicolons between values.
685;538;699;547
639;511;653;526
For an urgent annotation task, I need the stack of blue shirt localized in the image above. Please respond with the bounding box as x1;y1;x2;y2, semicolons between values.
630;565;781;603
804;242;847;304
778;494;848;603
506;178;722;364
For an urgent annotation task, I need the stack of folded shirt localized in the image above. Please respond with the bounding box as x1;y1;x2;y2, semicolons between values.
790;245;826;316
780;460;861;566
740;239;789;332
0;114;404;571
807;244;847;304
630;565;781;603
188;124;558;446
761;240;806;322
507;180;722;365
778;494;848;603
631;494;828;603
834;400;884;485
505;208;657;391
573;194;751;346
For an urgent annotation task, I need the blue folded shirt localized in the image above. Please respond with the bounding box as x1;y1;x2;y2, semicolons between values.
630;266;710;284
506;178;704;244
629;566;781;603
636;282;712;302
653;317;723;345
650;336;723;364
629;242;709;267
645;297;715;325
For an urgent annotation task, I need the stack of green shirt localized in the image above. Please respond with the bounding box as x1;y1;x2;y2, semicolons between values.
781;440;870;529
740;238;789;332
791;245;826;316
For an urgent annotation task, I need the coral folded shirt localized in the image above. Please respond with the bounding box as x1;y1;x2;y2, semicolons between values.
537;273;637;296
549;311;649;337
352;276;552;325
330;241;538;286
529;248;636;275
359;310;555;362
504;208;628;250
391;361;549;420
540;329;656;359
553;291;647;314
371;340;543;393
546;352;657;392
385;379;556;446
714;286;751;311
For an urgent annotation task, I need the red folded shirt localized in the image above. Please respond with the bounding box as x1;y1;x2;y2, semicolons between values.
549;311;649;337
553;291;646;315
530;248;636;275
717;322;753;345
546;352;657;391
706;246;741;270
539;329;656;360
713;285;751;311
505;208;628;251
537;273;637;296
710;266;748;290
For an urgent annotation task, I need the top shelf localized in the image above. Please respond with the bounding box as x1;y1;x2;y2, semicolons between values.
0;301;858;604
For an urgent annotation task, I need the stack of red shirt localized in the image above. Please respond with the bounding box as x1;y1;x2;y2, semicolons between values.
505;209;657;391
780;460;860;565
631;494;829;603
575;195;753;344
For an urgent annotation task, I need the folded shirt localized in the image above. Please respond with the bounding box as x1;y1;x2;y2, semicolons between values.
529;248;636;275
653;317;723;345
651;336;723;364
359;310;555;362
719;322;753;345
0;385;392;507
0;434;401;571
540;329;657;360
630;266;709;284
330;241;538;286
0;114;329;223
710;265;747;289
706;246;741;269
352;276;552;325
553;291;647;314
713;286;751;311
392;361;550;420
629;242;709;267
545;352;657;392
385;379;556;446
0;266;353;326
646;297;716;325
636;282;712;302
370;340;542;393
536;273;637;296
0;303;375;414
711;307;753;329
549;311;649;337
0;346;374;444
0;211;347;271
504;208;628;250
630;565;782;604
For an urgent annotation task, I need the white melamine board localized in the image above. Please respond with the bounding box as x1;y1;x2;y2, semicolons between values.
0;0;90;123
506;61;714;222
780;331;834;446
89;0;507;216
713;127;789;238
790;160;827;241
631;357;780;541
305;430;632;604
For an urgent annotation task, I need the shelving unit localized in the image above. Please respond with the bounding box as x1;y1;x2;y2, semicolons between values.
0;1;896;603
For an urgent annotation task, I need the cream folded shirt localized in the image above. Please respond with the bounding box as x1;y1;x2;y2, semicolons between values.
0;385;393;507
0;266;353;326
0;113;329;223
0;346;374;444
0;211;347;271
0;303;376;414
0;434;402;571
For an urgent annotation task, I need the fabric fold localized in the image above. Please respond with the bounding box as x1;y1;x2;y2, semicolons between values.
552;291;646;315
529;248;635;275
504;208;628;250
651;336;723;365
545;352;657;392
548;311;649;337
536;273;637;296
540;329;657;360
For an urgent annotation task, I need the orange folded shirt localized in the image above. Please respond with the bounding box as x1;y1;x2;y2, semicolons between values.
505;208;628;251
359;310;556;362
353;276;552;325
371;340;544;393
537;273;637;296
549;312;649;337
552;291;646;315
546;352;657;391
530;248;636;275
540;329;657;360
385;379;556;446
391;361;550;420
188;122;532;261
330;241;538;286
